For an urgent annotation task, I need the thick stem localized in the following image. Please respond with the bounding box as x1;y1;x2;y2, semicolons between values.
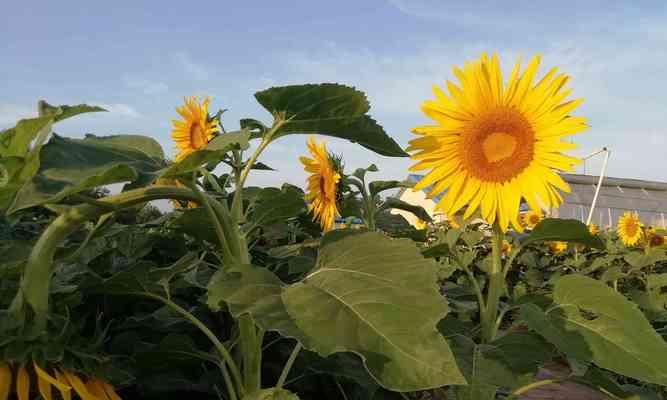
9;186;199;330
481;225;504;343
239;316;262;391
276;342;302;388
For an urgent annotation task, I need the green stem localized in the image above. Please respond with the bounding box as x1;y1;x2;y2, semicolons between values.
9;186;199;330
506;378;560;399
481;225;504;343
276;342;302;388
218;361;239;400
239;316;262;391
142;292;244;397
460;262;485;312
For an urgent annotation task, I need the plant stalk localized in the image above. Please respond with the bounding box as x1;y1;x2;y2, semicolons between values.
481;224;504;343
276;342;302;388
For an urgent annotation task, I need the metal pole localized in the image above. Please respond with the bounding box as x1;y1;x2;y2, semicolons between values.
586;147;610;226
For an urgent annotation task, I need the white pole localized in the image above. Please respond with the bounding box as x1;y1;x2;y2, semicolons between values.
586;147;611;226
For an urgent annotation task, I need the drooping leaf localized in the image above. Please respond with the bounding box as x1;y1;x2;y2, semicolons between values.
254;84;407;157
0;116;53;157
521;274;667;385
523;219;604;249
9;134;164;213
351;164;378;181
81;133;165;159
281;231;465;391
368;180;413;199
248;185;306;229
37;101;106;122
207;264;311;345
379;197;432;222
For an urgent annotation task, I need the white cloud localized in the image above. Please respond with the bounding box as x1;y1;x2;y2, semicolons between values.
0;104;35;126
96;103;140;118
174;52;210;81
123;77;169;95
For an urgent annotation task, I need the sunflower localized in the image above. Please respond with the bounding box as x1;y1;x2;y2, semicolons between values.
408;53;587;232
501;239;512;256
617;212;643;246
549;241;568;253
415;218;427;230
300;137;342;232
647;229;666;247
0;361;121;400
171;96;219;161
522;210;543;230
588;223;599;235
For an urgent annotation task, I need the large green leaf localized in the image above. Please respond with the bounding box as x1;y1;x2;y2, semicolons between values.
521;274;667;385
281;230;465;391
523;219;604;249
247;185;306;229
38;101;106;122
254;84;407;157
9;134;164;213
0;116;53;157
80;133;164;159
207;264;311;346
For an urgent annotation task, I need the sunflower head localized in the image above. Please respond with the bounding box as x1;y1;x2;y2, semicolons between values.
501;239;512;256
300;137;342;232
617;212;643;246
549;241;568;254
522;210;543;230
0;361;122;400
588;223;599;235
171;96;219;161
408;52;587;233
648;231;666;247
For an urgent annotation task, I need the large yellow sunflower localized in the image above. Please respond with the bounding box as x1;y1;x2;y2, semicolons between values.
171;96;219;161
522;210;543;230
0;361;121;400
408;53;587;232
300;137;342;232
617;211;642;246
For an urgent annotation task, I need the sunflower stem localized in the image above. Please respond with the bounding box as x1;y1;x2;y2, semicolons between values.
276;342;302;388
481;224;505;343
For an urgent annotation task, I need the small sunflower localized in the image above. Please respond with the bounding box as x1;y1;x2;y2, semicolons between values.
408;53;587;232
522;210;543;230
647;230;666;247
501;239;512;256
300;137;342;232
0;361;121;400
617;212;643;246
171;96;219;161
154;177;198;209
588;223;599;235
549;241;568;253
415;218;427;230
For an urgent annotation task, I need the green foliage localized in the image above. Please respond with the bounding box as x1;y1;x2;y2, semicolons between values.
523;218;604;249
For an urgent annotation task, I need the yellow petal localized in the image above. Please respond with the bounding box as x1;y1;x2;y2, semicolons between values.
0;363;11;400
17;366;29;400
54;370;72;400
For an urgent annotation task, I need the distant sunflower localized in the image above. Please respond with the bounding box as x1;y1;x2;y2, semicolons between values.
408;53;587;232
415;218;427;230
154;177;198;209
549;241;568;253
617;212;642;246
300;137;342;232
0;361;121;400
647;229;666;247
522;210;543;230
588;223;599;235
171;96;219;161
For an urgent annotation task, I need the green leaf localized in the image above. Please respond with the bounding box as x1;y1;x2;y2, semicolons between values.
0;116;53;158
522;219;604;249
9;134;163;213
242;388;299;400
379;197;432;222
248;185;306;228
254;84;407;157
207;264;311;345
38;101;106;122
167;208;217;244
159;130;250;178
624;249;667;270
368;180;413;199
522;275;667;385
281;231;466;391
352;164;378;181
80;133;165;159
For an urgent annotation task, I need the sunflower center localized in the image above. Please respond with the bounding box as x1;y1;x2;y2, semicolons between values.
529;215;540;224
461;107;535;182
482;132;517;163
190;123;206;149
625;221;639;237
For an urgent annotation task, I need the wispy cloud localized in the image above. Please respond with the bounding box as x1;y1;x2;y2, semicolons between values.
95;103;140;118
174;52;210;81
123;77;169;95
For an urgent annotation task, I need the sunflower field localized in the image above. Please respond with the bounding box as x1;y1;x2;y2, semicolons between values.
1;53;667;400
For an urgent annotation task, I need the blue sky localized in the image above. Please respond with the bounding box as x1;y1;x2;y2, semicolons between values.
2;0;667;188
